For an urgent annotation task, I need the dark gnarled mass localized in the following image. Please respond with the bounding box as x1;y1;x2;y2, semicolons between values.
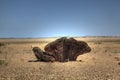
32;37;91;62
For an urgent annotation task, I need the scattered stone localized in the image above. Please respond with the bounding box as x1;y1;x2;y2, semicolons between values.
105;50;107;52
118;62;120;65
114;57;120;61
109;54;112;56
39;67;42;70
79;60;83;62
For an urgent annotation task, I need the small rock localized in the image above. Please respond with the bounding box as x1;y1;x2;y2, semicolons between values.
114;57;120;61
109;54;112;56
105;50;107;52
79;60;82;62
39;67;42;70
118;62;120;65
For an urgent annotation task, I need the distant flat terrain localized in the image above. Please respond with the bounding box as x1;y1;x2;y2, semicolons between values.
0;36;120;80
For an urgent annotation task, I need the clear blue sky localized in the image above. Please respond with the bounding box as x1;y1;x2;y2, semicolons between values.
0;0;120;37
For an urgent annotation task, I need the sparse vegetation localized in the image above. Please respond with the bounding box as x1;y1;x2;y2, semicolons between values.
0;37;120;80
0;51;2;54
88;39;120;44
0;60;5;65
2;41;49;44
112;50;120;53
94;41;102;44
104;46;120;53
0;42;6;46
0;60;8;66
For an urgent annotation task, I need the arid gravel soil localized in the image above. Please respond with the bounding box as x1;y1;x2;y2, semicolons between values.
0;37;120;80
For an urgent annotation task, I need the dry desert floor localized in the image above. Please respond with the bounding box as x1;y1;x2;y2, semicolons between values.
0;37;120;80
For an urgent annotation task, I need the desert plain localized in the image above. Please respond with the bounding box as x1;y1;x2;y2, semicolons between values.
0;36;120;80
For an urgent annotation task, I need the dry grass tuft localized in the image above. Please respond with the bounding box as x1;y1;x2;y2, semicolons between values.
0;51;2;54
0;60;5;65
0;43;6;46
94;41;102;44
0;60;9;66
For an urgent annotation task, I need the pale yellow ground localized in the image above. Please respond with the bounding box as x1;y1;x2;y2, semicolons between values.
0;37;120;80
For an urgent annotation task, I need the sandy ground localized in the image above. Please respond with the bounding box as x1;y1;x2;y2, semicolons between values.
0;37;120;80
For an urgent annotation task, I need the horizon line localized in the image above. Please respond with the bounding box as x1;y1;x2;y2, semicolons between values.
0;35;120;38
